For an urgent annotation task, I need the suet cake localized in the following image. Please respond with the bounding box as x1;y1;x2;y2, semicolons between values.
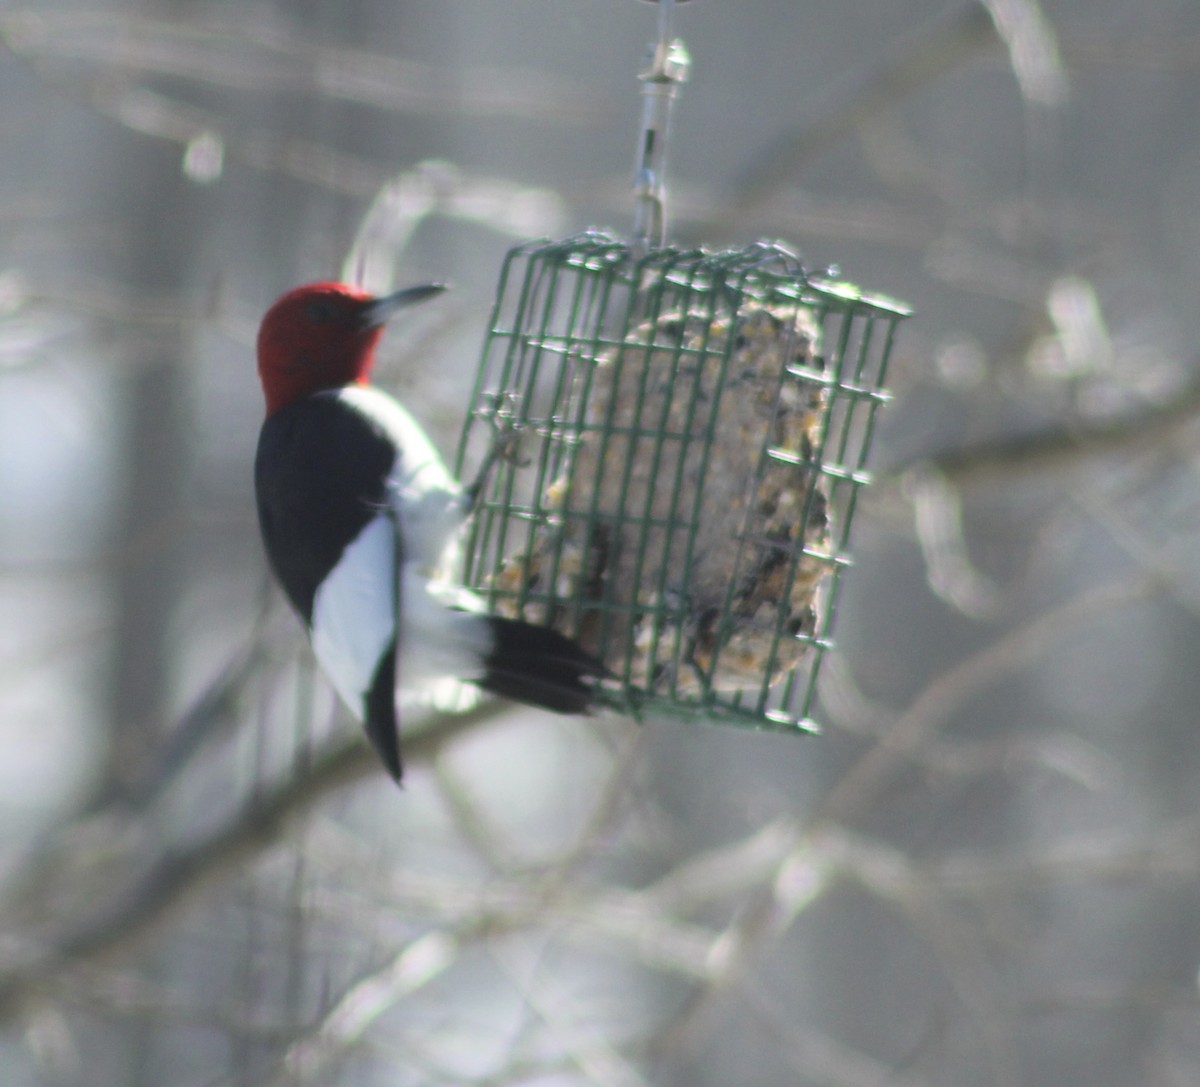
491;301;831;696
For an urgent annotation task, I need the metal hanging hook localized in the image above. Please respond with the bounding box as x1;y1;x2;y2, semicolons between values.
631;0;692;256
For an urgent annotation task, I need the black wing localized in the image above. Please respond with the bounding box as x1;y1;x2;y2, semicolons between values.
254;393;397;623
255;392;406;780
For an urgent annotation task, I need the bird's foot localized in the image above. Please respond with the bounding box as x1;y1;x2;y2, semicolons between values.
465;392;528;511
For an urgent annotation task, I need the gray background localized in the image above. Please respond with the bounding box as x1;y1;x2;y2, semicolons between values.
1;2;1199;1085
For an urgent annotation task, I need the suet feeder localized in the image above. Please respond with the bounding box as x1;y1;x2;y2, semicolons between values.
453;1;909;733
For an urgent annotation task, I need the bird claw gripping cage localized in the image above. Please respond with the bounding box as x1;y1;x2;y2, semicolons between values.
452;1;909;732
454;233;909;731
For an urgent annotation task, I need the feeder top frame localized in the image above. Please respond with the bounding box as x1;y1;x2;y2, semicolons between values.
500;229;914;322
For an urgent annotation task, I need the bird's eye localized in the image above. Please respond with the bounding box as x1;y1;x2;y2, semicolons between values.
304;297;338;323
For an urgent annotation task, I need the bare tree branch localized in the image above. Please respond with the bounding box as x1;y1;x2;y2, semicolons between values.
898;372;1200;485
0;702;508;1025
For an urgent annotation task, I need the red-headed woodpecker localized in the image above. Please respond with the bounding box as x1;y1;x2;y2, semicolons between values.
254;281;607;782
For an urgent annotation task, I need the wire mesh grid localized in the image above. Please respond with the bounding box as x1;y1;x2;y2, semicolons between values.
454;230;909;731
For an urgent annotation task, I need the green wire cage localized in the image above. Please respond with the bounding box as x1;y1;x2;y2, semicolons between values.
454;230;910;732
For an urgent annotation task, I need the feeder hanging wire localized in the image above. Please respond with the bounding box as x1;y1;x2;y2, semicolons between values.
631;0;692;253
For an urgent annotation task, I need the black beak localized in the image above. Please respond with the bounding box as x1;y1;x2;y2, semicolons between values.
360;283;448;329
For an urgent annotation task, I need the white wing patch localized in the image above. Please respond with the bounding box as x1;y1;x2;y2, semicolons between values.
310;515;497;719
312;387;499;719
311;513;397;719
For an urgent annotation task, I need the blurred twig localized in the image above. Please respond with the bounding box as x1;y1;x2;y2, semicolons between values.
641;575;1160;1064
897;371;1200;485
813;576;1157;828
0;11;599;123
730;7;998;211
0;702;507;1025
979;0;1068;106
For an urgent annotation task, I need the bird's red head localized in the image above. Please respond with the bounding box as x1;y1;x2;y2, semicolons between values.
256;280;446;415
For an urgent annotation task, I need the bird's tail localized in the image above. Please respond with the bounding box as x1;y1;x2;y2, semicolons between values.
479;618;610;714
